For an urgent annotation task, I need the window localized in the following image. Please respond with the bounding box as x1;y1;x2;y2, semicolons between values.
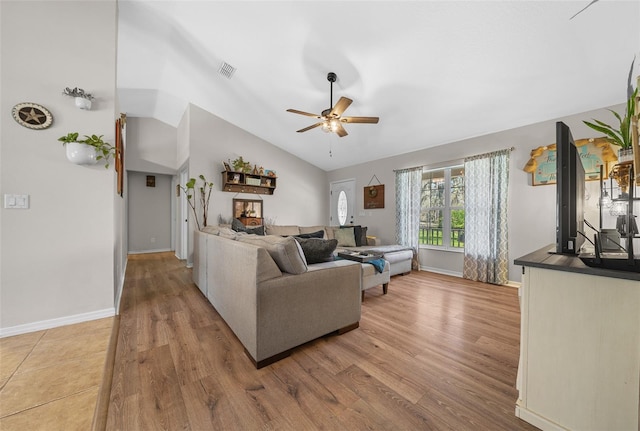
420;166;465;250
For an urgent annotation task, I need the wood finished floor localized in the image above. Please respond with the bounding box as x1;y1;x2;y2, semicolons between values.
106;252;539;430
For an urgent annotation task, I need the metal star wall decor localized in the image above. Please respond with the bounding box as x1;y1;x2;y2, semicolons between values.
12;102;53;130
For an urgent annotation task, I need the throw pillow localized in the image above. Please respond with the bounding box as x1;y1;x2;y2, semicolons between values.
294;238;338;264
360;226;368;245
237;235;308;274
295;229;325;239
335;227;356;247
232;218;265;235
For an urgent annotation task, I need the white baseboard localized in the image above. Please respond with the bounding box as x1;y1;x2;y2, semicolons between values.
418;266;520;288
128;248;172;255
419;265;463;278
0;308;116;338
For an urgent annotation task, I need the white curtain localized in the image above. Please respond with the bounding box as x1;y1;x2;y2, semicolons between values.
395;167;422;270
463;149;510;285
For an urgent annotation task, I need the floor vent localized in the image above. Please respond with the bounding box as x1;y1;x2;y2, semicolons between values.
218;62;236;79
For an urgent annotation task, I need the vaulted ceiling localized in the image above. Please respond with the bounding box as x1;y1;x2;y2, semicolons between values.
117;1;639;171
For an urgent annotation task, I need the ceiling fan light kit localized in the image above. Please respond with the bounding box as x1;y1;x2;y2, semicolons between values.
287;72;379;137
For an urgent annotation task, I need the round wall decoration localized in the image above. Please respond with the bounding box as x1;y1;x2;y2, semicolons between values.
12;102;53;130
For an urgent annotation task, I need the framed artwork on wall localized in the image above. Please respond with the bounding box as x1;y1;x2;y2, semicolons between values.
524;137;617;186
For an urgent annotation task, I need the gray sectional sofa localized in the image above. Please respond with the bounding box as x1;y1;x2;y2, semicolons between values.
263;224;414;276
193;229;362;368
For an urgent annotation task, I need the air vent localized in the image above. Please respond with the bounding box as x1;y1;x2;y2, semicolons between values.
218;62;236;79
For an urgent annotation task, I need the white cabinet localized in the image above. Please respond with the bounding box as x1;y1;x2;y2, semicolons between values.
516;266;640;430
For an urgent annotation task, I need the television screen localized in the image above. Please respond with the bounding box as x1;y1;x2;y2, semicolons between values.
556;121;585;255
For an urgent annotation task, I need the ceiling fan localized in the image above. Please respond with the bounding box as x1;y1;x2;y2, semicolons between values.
287;72;379;137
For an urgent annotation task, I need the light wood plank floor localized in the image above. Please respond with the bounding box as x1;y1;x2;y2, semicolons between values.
106;252;539;430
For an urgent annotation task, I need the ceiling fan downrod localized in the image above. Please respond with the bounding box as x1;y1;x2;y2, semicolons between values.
327;72;336;113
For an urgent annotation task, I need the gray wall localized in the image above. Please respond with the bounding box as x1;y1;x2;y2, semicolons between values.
128;172;172;253
125;117;178;175
0;0;121;332
327;105;621;283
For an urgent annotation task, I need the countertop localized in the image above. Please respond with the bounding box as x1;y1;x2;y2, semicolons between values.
514;244;640;282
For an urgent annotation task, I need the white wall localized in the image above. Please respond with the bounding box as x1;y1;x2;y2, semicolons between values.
327;104;625;283
125;117;178;175
183;103;329;262
128;172;172;253
0;0;118;332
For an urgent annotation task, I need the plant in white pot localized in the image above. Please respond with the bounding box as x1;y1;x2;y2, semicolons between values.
58;132;115;168
62;87;95;110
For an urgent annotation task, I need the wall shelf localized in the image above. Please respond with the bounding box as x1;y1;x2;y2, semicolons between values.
221;171;277;195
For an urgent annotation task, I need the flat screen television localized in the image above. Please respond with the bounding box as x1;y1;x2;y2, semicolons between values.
556;121;585;254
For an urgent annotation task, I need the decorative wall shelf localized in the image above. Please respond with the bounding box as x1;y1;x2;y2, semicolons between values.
222;171;277;195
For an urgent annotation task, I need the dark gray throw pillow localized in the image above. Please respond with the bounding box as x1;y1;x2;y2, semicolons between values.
294;237;338;264
231;218;265;235
295;229;325;239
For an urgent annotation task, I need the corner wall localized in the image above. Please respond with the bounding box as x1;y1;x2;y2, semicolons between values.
0;0;118;333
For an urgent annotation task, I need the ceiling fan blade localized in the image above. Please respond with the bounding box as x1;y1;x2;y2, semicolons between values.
334;122;348;137
296;122;324;133
330;97;352;117
287;109;322;118
341;116;379;124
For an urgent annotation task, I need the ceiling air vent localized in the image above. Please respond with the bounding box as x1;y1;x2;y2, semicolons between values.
218;62;236;79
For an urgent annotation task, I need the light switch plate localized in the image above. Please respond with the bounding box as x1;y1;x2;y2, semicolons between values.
4;194;29;209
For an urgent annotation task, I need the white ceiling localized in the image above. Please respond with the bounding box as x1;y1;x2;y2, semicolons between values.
117;0;640;171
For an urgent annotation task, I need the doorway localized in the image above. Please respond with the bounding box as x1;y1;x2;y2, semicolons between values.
329;179;355;226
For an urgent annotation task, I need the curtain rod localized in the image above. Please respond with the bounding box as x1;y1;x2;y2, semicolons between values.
393;146;515;172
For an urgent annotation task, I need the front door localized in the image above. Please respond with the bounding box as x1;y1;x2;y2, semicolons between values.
329;179;355;226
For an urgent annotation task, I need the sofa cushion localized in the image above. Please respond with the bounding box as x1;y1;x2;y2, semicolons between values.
232;218;265;235
217;226;241;240
295;229;325;239
335;227;356;247
237;235;307;274
294;238;338;264
265;225;300;236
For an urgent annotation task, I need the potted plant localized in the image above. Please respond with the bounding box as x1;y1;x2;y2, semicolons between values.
583;70;637;163
58;132;115;168
62;87;95;110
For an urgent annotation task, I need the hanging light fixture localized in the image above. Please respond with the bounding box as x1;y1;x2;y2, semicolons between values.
599;189;612;208
609;200;628;216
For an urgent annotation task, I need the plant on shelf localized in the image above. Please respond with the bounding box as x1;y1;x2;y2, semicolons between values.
583;60;637;155
58;132;115;168
232;156;252;173
179;175;214;230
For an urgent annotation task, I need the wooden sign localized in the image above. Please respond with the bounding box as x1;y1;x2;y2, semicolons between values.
364;185;384;209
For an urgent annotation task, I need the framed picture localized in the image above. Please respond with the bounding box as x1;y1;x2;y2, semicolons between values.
233;198;263;220
223;162;231;172
115;117;124;196
364;185;385;209
525;137;617;186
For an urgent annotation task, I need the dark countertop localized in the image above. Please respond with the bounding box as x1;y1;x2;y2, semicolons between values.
515;245;640;282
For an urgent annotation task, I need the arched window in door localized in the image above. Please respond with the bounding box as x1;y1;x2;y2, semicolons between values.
337;190;348;225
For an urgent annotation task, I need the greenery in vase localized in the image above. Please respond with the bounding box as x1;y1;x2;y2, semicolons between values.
232;156;252;173
583;86;637;150
62;87;94;100
57;132;115;168
179;175;214;230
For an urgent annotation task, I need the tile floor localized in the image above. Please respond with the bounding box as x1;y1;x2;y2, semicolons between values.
0;317;113;431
